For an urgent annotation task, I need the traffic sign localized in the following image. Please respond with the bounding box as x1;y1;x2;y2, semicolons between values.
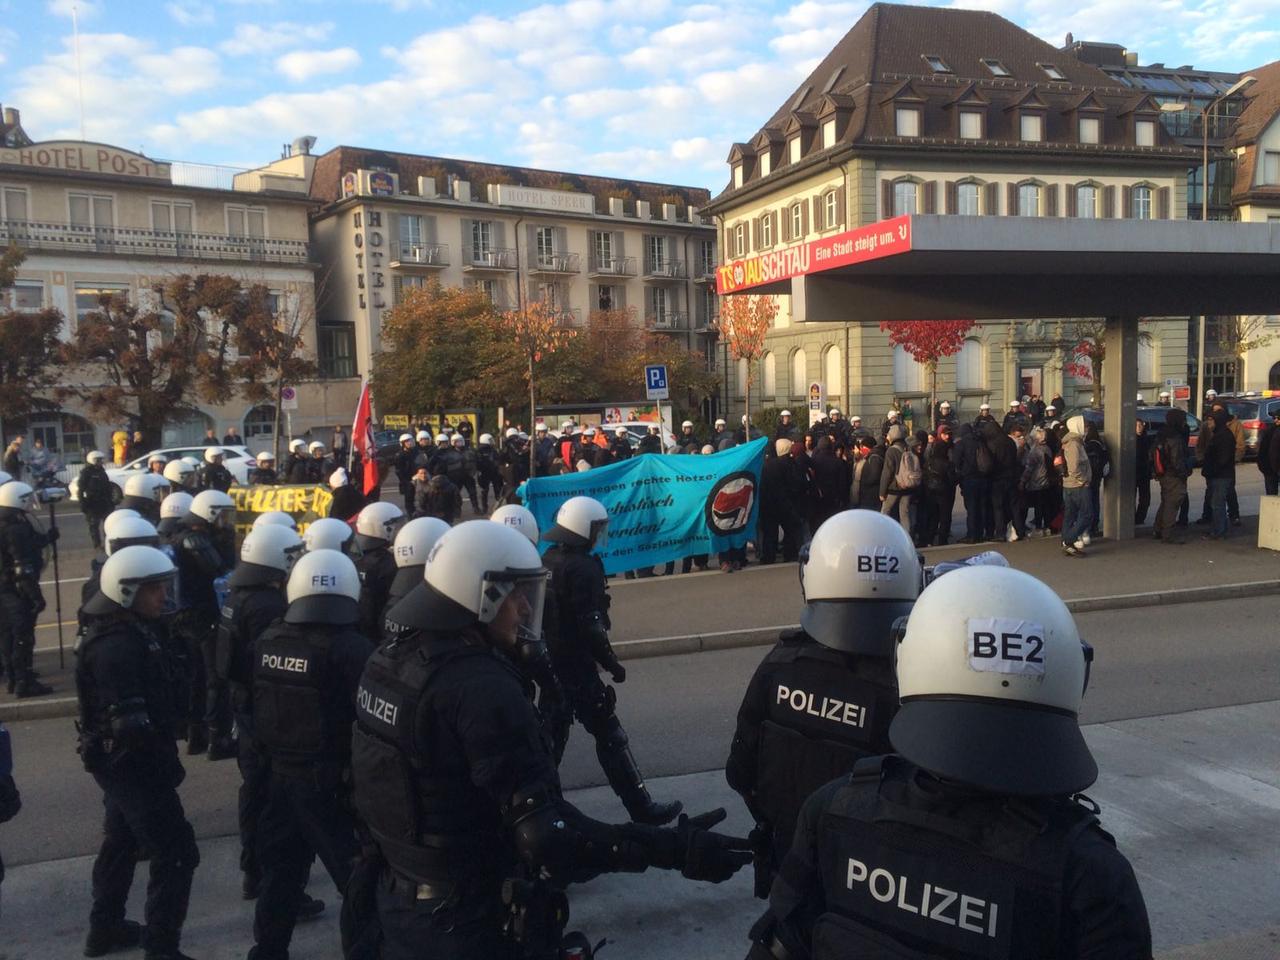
645;364;669;401
280;385;298;411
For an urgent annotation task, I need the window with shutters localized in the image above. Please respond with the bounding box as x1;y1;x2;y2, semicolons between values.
822;119;836;149
957;182;981;215
734;223;745;257
824;190;838;228
471;220;493;261
762;352;776;397
1078;117;1101;144
788;137;801;164
1020;114;1043;142
593;230;613;268
760;153;772;177
825;344;843;396
70;192;114;228
959;111;983;139
393;274;424;305
646;234;668;269
399;214;423;249
790;203;803;238
0;186;28;221
535;226;556;266
733;164;743;189
1075;184;1098;219
699;240;715;275
596;285;617;311
892;180;918;216
1135;120;1156;147
893;344;925;393
760;214;773;248
151;200;193;234
1132;185;1153;220
956;338;984;390
895;108;921;138
791;348;807;396
1017;183;1040;217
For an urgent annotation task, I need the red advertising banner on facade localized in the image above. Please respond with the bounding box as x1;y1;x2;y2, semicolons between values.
716;215;914;295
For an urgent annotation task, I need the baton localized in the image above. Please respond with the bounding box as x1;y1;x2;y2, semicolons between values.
47;501;64;669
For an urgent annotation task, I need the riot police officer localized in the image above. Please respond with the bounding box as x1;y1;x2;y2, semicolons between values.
393;433;417;514
385;516;450;617
78;450;115;550
282;439;307;483
198;447;234;493
726;510;920;898
491;503;539;545
246;549;372;960
213;524;306;902
542;497;681;824
350;521;751;959
353;501;405;638
608;426;633;462
172;489;236;757
121;473;171;525
0;483;56;697
475;433;504;512
637;423;663;455
747;565;1152;960
76;546;199;960
248;452;278;485
302;517;362;558
163;458;199;494
79;513;161;645
157;491;193;540
252;511;297;532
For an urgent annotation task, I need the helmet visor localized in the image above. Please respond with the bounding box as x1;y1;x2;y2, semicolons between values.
477;569;547;637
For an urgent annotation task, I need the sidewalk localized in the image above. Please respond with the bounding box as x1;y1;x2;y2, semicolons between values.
5;517;1278;721
6;700;1280;959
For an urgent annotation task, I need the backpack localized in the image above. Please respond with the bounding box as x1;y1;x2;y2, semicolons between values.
893;445;923;491
975;439;994;476
1150;442;1166;479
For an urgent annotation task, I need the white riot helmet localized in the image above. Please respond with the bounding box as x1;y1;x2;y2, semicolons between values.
479;433;494;446
416;430;431;442
163;459;196;486
1206;388;1218;400
434;433;448;445
309;441;326;454
647;424;660;435
800;510;921;655
535;424;548;434
289;438;307;454
203;446;224;464
190;489;235;527
543;496;608;549
387;521;546;635
0;482;34;511
505;428;519;439
159;491;194;522
890;566;1096;797
148;453;166;468
780;410;792;418
89;545;177;615
181;456;201;470
104;515;160;556
614;427;628;438
399;433;414;444
124;473;170;503
393;516;451;569
101;508;140;533
86;450;107;465
232;524;304;587
355;501;405;549
714;418;726;428
285;549;361;624
451;434;465;447
303;516;361;559
329;468;349;488
253;511;297;531
491;504;539;545
257;452;275;466
682;420;694;429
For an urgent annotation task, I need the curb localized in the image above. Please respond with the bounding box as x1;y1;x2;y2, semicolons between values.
6;580;1276;723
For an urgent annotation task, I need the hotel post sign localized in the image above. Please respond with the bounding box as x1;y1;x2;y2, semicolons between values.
0;141;172;180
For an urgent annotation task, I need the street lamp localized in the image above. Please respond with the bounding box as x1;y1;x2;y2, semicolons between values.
1161;75;1255;415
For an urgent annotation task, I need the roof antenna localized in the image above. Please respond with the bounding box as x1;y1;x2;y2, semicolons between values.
72;1;87;140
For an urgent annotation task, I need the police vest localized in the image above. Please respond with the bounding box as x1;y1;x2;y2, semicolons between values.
253;623;333;771
754;637;896;839
811;757;1102;960
350;635;506;887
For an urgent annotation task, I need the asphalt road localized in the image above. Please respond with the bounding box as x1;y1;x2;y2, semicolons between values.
5;593;1276;868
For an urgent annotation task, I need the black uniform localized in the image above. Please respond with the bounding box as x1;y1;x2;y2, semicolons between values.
394;445;417;514
0;506;53;696
75;607;199;958
349;626;742;960
248;612;372;960
120;494;161;525
282;452;305;484
726;629;897;897
355;540;398;640
248;466;279;485
199;460;234;492
747;755;1152;960
637;433;663;455
78;463;115;549
0;722;17;895
171;519;235;752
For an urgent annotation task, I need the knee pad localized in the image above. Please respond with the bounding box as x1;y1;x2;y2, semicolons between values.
584;711;627;749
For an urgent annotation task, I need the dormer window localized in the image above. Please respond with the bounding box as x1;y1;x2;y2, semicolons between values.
733;164;743;189
923;54;950;73
760;153;772;177
1039;63;1066;80
822;118;837;148
788;137;802;164
1078;116;1101;144
1135;119;1156;147
1020;114;1043;142
895;107;921;137
982;58;1010;78
959;110;984;139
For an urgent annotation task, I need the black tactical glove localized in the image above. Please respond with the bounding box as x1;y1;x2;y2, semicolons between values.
608;661;626;684
749;823;777;899
0;775;21;823
629;807;753;883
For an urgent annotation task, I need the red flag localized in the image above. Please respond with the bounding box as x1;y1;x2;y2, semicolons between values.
352;378;379;496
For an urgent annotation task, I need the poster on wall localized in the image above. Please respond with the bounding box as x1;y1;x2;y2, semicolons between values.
807;381;825;427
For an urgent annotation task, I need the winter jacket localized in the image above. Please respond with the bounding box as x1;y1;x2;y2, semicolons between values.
1200;413;1237;480
1020;439;1052;491
851;449;884;508
1153;410;1191;481
923;437;955;493
880;439;912;496
1059;418;1092;489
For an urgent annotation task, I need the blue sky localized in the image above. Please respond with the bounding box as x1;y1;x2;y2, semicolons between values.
4;0;1279;191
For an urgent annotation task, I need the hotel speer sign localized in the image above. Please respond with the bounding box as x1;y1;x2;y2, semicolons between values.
0;141;171;180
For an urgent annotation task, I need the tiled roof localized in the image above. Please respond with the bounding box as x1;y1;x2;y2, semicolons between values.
1232;59;1280;145
309;146;710;216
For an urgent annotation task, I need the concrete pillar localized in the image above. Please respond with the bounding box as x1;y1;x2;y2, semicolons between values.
1102;315;1138;540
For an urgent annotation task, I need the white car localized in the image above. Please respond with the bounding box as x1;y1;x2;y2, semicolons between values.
68;445;255;503
608;422;679;451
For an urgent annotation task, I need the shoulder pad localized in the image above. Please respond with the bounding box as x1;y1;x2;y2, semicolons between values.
777;628;808;647
849;754;889;784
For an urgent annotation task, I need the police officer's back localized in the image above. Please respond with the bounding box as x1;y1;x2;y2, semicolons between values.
76;546;199;960
727;511;919;897
79;513;161;640
349;522;751;959
78;450;115;549
0;482;57;698
352;501;405;639
384;516;450;622
163;458;199;495
747;566;1152;960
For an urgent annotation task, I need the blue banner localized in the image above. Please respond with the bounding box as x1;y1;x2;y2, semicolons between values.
520;438;767;575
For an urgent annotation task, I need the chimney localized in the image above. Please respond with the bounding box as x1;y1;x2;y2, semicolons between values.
3;107;19;127
1064;32;1073;46
292;135;317;157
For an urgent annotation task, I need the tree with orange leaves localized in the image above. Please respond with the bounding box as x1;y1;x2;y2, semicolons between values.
720;294;779;430
498;298;577;477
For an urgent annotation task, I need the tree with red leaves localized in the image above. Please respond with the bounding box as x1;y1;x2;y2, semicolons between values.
880;320;975;426
721;295;779;429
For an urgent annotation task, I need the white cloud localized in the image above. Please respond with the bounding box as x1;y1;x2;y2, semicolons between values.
220;21;334;56
276;47;361;82
166;1;214;27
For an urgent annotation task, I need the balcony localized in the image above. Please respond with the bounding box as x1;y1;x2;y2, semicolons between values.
528;251;580;275
587;255;636;278
555;307;583;327
643;257;687;282
693;263;717;284
0;218;312;265
696;308;720;333
390;241;449;269
462;247;518;271
649;312;685;331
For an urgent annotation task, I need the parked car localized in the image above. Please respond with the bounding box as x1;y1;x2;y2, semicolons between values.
1216;393;1280;459
605;421;679;452
1062;406;1202;450
68;445;255;502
